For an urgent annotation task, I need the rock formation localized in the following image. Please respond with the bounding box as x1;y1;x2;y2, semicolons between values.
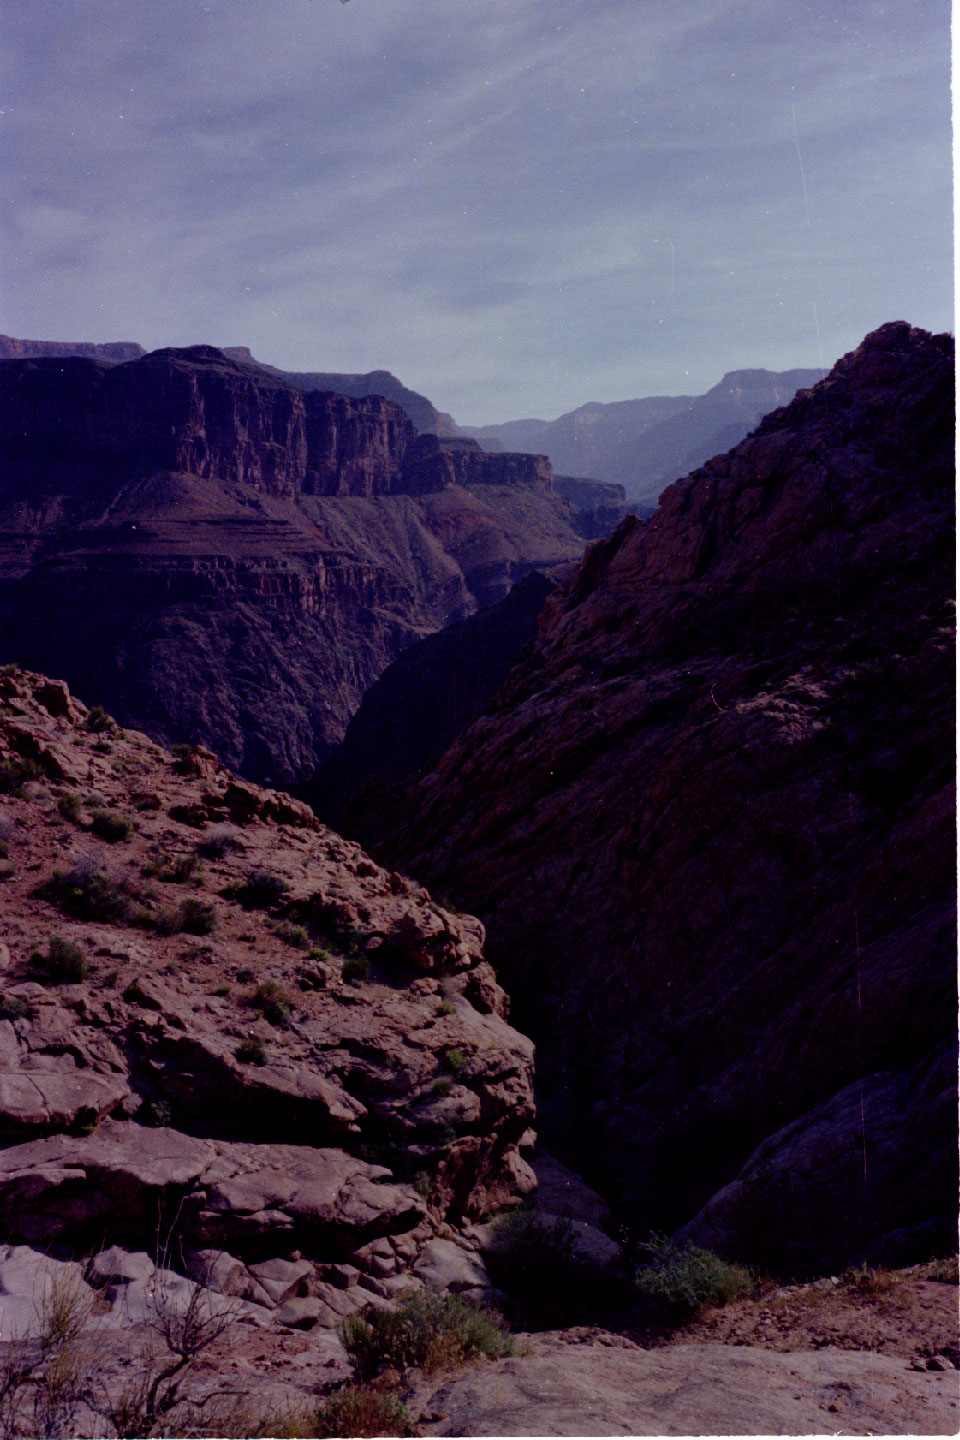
0;345;594;784
352;322;957;1277
305;570;561;826
466;366;823;505
0;667;535;1332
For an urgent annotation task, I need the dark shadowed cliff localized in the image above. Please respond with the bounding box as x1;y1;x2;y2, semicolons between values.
0;346;593;784
352;323;957;1276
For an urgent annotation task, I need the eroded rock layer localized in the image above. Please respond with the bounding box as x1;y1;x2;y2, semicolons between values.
0;668;535;1323
353;322;957;1276
0;346;590;784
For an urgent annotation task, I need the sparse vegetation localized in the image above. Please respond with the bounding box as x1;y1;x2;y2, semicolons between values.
276;921;309;949
443;1046;467;1074
29;935;87;985
90;809;134;843
437;999;456;1017
224;867;289;909
195;825;244;859
634;1234;756;1321
312;1386;415;1438
342;952;370;984
0;757;42;796
926;1255;959;1284
236;1036;268;1066
56;793;83;823
84;705;115;733
36;860;131;924
341;1290;514;1382
0;1272;95;1440
139;1098;172;1128
176;898;217;935
486;1210;629;1325
250;980;294;1026
0;993;29;1021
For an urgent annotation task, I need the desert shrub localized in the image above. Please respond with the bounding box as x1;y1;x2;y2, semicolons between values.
250;980;294;1026
84;705;115;733
0;1272;95;1440
485;1210;629;1325
236;1037;267;1066
341;1290;514;1382
436;999;456;1017
195;825;244;859
29;935;87;985
0;757;42;795
342;952;370;985
443;1046;467;1074
149;853;199;884
0;993;29;1021
226;868;289;910
138;1098;172;1128
89;810;133;843
276;922;309;950
841;1263;897;1297
36;861;131;923
926;1255;959;1284
56;793;83;824
211;983;231;998
634;1234;756;1320
312;1386;415;1438
177;898;217;935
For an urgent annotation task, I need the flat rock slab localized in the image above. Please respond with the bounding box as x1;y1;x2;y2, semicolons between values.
414;1341;960;1436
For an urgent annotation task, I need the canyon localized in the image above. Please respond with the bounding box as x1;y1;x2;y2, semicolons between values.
0;343;608;787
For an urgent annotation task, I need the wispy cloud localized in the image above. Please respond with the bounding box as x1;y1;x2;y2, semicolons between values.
1;0;951;420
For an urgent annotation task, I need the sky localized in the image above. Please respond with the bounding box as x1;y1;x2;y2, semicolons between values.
1;0;953;423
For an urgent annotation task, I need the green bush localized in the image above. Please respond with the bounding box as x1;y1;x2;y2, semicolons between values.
443;1046;467;1074
84;705;115;733
342;952;370;985
36;862;131;923
312;1386;415;1438
485;1210;629;1325
250;980;294;1025
139;1098;172;1128
57;793;84;823
0;756;42;794
236;1037;268;1066
0;993;29;1020
276;922;309;949
226;868;289;910
30;935;87;985
177;897;217;935
90;809;134;843
341;1290;514;1382
634;1234;756;1320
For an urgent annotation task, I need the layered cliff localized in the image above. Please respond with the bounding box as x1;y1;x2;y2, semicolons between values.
0;346;590;783
353;323;957;1276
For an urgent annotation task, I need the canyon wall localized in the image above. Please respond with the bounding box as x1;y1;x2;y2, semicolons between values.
352;323;957;1276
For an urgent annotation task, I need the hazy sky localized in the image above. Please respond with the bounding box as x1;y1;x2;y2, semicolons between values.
2;0;952;422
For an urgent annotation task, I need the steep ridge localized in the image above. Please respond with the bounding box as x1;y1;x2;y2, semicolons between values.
0;667;535;1335
353;323;957;1276
0;346;591;785
305;570;561;827
466;367;823;504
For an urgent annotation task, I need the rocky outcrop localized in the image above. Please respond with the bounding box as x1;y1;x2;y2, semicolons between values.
0;667;535;1330
354;323;957;1276
0;345;593;784
0;335;145;364
401;435;553;495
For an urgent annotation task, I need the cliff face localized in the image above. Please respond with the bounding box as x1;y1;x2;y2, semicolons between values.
0;346;590;784
353;323;957;1276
